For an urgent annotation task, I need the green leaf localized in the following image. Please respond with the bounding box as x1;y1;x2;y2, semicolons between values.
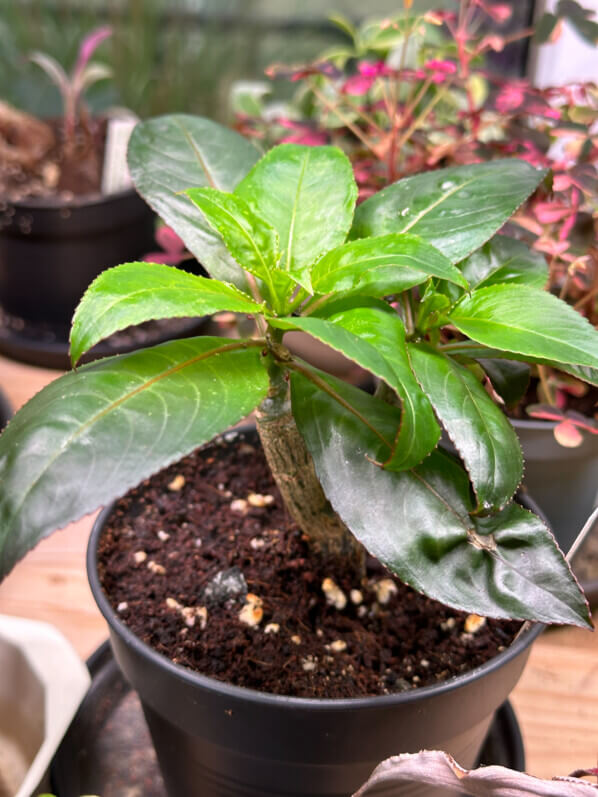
0;338;268;579
477;359;531;408
70;263;264;365
558;0;598;44
325;307;440;470
292;371;591;627
310;233;468;299
351;160;546;263
459;235;548;290
184;188;276;280
450;284;598;369
408;344;523;511
439;342;598;388
235;144;357;290
128;114;261;289
533;12;559;43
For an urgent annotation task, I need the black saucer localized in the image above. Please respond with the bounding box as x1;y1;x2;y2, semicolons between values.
51;641;525;797
0;308;208;370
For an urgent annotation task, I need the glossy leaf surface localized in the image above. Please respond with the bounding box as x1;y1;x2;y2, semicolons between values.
292;372;590;626
459;234;548;289
310;233;467;298
351;160;546;263
70;262;264;365
0;338;268;579
323;307;440;470
128;115;260;288
450;284;598;369
408;344;523;510
235;144;357;289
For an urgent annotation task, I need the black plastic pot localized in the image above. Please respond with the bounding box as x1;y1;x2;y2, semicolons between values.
512;418;598;554
0;188;155;325
87;435;544;797
0;386;12;429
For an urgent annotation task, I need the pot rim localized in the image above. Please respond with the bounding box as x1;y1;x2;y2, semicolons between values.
4;186;139;211
88;507;544;712
510;417;561;431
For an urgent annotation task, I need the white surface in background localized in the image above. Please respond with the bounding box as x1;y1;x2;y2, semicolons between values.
531;0;598;86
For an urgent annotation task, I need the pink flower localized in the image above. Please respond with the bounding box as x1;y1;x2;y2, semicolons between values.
534;201;573;224
343;75;376;95
473;1;512;23
552;174;572;191
278;119;327;146
423;59;457;84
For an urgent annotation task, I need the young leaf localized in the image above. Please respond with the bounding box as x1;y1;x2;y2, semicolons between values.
184;188;280;281
292;372;591;627
128;115;261;289
70;262;264;365
0;338;268;579
184;187;295;308
450;284;598;369
351;160;546;264
408;344;523;511
459;235;548;290
310;233;468;299
235;143;357;290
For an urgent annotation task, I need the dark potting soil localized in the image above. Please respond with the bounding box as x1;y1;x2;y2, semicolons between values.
98;430;521;699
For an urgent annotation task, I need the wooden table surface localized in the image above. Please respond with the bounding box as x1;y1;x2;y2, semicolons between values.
0;354;596;783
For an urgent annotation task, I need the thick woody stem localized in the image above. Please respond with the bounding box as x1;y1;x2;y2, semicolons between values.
256;345;366;576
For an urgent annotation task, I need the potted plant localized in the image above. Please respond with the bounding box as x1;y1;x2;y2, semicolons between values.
0;26;156;366
0;114;596;797
235;0;598;549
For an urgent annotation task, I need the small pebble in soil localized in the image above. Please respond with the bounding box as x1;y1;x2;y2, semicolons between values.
182;606;208;629
291;635;302;645
441;617;457;631
167;474;185;491
247;492;274;507
133;550;147;564
157;530;170;542
239;594;263;627
147;560;166;575
321;577;347;610
464;614;487;634
350;589;363;605
204;567;247;606
250;537;265;550
230;498;249;514
302;656;318;672
327;639;348;653
117;602;128;613
373;578;398;605
166;597;182;611
264;623;280;634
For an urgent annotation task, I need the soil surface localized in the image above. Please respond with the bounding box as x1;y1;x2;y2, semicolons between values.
98;430;520;699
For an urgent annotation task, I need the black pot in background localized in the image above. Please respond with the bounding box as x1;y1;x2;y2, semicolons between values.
0;188;155;325
513;419;598;554
87;432;544;797
0;386;12;429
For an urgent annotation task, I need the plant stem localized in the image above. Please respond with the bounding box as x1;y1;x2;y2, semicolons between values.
256;338;366;575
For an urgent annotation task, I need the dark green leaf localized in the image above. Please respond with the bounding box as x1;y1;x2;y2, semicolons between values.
235;144;357;290
292;371;591;626
477;359;531;408
0;339;268;579
321;307;440;470
558;0;598;44
310;233;468;299
351;160;546;263
459;235;548;290
70;263;264;365
408;344;523;511
128;114;261;289
450;284;598;369
533;12;559;43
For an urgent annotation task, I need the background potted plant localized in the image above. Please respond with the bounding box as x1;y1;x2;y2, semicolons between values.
0;114;596;796
0;26;156;367
235;0;598;551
